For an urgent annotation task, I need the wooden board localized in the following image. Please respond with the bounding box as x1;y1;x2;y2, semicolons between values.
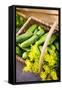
16;8;59;26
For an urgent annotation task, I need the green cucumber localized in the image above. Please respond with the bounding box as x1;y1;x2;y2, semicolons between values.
34;29;38;34
38;26;45;33
26;24;38;33
36;33;48;46
16;15;25;28
19;34;38;48
16;46;22;56
36;30;45;37
22;52;28;59
48;34;57;45
16;32;33;43
50;44;56;51
39;46;42;52
36;33;57;46
19;30;45;48
54;42;59;50
21;47;31;51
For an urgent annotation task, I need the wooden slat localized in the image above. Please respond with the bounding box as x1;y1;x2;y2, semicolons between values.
39;19;58;72
16;55;26;65
16;8;58;16
16;8;59;32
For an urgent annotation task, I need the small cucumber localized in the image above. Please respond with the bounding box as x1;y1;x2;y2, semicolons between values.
19;34;38;48
39;46;42;52
34;29;38;34
38;26;45;34
50;44;56;51
36;33;57;46
16;46;22;56
16;32;33;43
26;24;38;33
36;33;48;46
16;14;25;28
36;30;45;37
48;34;57;45
22;52;28;59
54;42;59;50
19;30;45;48
21;47;31;51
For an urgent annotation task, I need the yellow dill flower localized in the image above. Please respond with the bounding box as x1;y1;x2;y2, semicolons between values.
32;62;39;73
40;71;47;80
28;45;40;61
44;52;50;62
43;65;50;73
23;60;32;72
50;70;58;80
23;66;32;72
25;60;32;67
48;55;56;66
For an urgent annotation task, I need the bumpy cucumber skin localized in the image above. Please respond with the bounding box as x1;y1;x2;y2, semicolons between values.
36;33;48;46
16;46;22;56
48;35;57;45
16;32;33;43
16;15;25;28
22;52;28;59
16;24;38;43
38;26;45;33
19;34;38;48
36;30;45;37
19;30;45;48
26;24;38;33
54;42;59;50
36;33;57;46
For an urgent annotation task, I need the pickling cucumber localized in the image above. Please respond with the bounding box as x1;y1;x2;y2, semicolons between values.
16;32;33;43
22;52;28;59
48;34;57;45
54;42;59;50
19;30;45;48
26;24;38;33
16;46;22;56
36;33;57;46
19;34;38;48
36;33;48;46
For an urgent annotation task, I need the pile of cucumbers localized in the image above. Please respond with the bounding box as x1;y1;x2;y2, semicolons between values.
16;24;58;57
16;24;45;56
16;14;26;32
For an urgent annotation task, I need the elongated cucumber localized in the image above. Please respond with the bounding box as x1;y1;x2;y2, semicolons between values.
38;26;45;33
22;52;28;59
34;29;38;34
36;29;45;37
34;26;45;35
19;34;38;48
36;33;57;46
34;27;45;36
26;24;38;33
16;46;22;56
19;30;45;48
16;32;33;43
39;46;42;52
54;42;59;50
48;34;57;45
36;33;48;46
